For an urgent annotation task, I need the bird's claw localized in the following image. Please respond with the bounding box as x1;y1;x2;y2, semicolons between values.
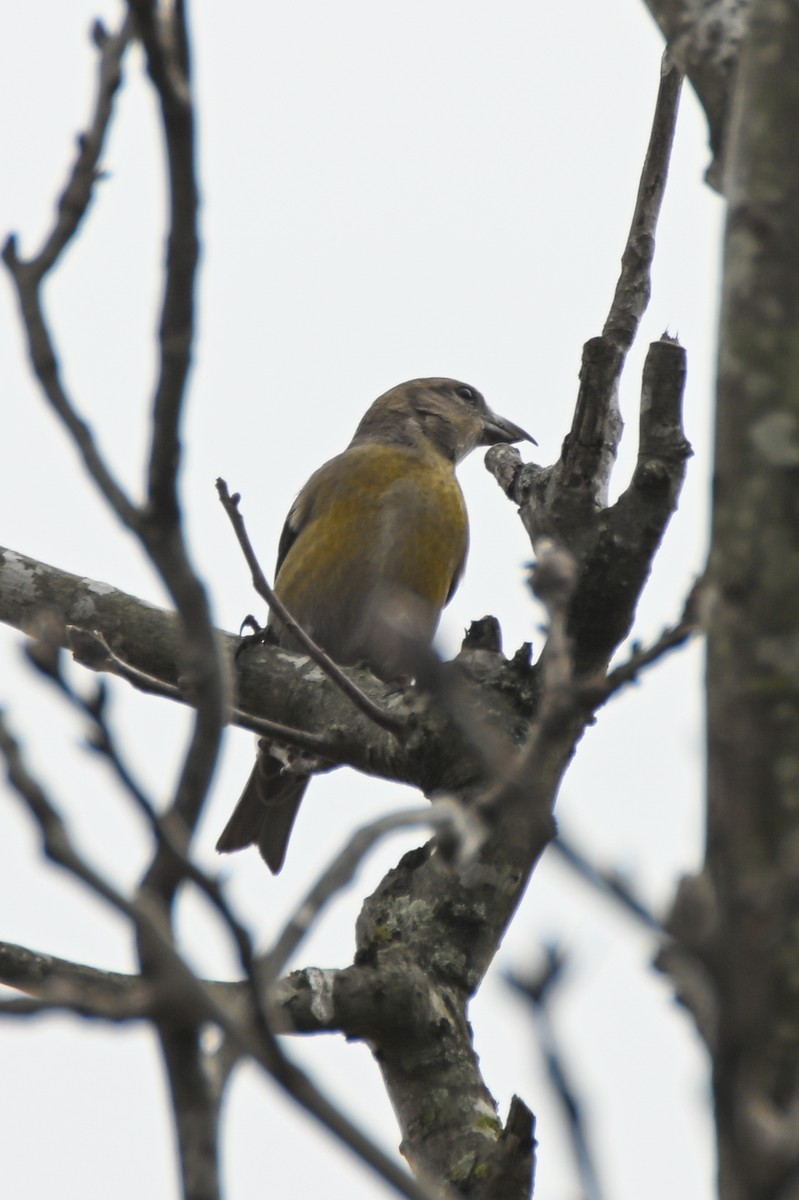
235;615;274;661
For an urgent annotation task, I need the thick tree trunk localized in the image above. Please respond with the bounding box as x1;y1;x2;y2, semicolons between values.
706;2;799;1197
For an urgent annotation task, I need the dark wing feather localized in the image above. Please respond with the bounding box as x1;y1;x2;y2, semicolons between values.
444;551;467;606
274;476;319;577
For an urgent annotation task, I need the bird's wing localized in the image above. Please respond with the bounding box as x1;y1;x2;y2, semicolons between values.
273;448;343;577
274;501;300;577
444;550;467;607
274;483;315;577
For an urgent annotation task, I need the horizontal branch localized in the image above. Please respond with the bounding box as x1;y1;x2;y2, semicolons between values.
0;941;153;1017
0;545;515;796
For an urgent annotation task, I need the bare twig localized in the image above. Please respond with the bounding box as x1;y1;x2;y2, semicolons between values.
603;51;684;353
131;0;199;520
0;711;150;926
3;1;224;866
0;997;94;1017
474;540;579;832
0;941;152;1013
216;477;407;735
0;699;231;1134
552;837;664;933
507;950;607;1200
1;17;138;529
579;582;701;713
67;625;190;700
93;726;257;973
0;989;154;1021
229;709;337;752
19;616;256;978
5;15;134;282
263;799;485;986
119;2;224;928
68;625;342;754
536;56;684;524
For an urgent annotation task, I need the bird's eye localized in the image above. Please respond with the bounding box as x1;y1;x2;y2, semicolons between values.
455;385;476;405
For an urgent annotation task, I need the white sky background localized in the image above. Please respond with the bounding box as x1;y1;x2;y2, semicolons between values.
0;2;724;1198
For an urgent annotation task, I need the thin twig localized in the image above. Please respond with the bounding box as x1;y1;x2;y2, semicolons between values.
124;2;226;922
477;565;698;856
80;699;257;972
545;55;685;520
0;941;151;1008
474;540;580;829
131;0;199;519
7;15;135;282
67;625;185;699
229;708;337;752
552;837;664;933
0;940;246;1025
26;625;267;1044
263;799;485;986
578;582;701;713
1;17;138;529
68;625;340;754
603;51;684;354
507;951;607;1200
216;477;407;735
0;991;154;1020
0;711;150;926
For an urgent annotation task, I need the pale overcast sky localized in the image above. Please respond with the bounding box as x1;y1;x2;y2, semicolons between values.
1;3;723;1197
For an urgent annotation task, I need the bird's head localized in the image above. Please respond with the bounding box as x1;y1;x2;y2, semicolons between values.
350;378;536;463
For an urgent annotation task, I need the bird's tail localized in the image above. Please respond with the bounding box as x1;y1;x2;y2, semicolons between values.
216;756;308;874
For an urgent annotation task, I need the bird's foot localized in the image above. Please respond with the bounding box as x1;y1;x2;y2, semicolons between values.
235;614;276;661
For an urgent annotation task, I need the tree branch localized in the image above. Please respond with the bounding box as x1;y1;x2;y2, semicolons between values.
0;942;154;1018
67;624;346;755
4;15;134;282
1;16;138;530
0;547;523;796
638;0;751;189
131;0;199;521
603;51;683;354
507;951;606;1200
488;335;690;676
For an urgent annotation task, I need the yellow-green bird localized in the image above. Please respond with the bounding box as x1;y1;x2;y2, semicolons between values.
217;378;534;872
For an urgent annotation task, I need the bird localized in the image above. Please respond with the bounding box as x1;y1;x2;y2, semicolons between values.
216;377;535;872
